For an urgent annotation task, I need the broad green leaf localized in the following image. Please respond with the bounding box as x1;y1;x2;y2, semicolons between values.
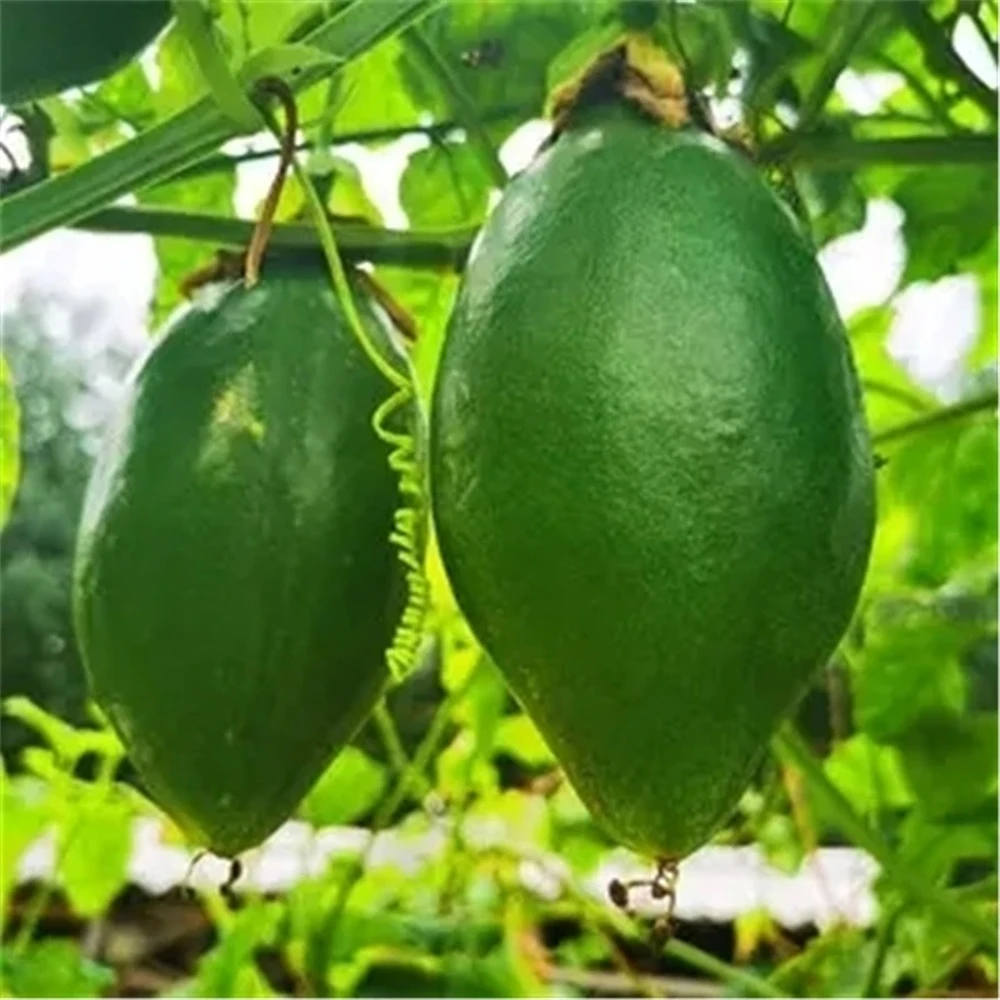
0;940;115;999
0;354;20;529
155;21;209;116
399;140;493;229
59;791;133;918
823;732;913;818
898;810;997;886
215;0;324;64
316;36;421;135
883;419;998;585
435;730;499;801
850;305;935;434
92;60;160;132
851;603;968;743
771;925;873;998
325;155;384;225
895;165;999;283
0;772;50;915
194;902;282;998
451;655;507;759
545;20;623;96
141;167;237;324
403;0;603;140
893;712;998;821
298;747;389;828
650;0;738;94
967;233;998;372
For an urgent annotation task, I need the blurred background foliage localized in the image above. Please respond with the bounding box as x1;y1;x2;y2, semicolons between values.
0;0;996;996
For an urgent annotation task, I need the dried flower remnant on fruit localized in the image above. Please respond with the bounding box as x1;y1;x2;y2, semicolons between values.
548;35;690;139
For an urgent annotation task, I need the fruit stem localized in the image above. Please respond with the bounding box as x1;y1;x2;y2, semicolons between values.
244;78;299;288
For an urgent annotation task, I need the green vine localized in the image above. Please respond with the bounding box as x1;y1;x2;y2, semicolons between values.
255;81;428;684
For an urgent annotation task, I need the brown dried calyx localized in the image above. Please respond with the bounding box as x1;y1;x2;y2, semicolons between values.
548;35;690;138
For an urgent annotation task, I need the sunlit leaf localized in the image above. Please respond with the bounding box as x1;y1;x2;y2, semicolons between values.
0;940;115;999
59;791;133;917
0;354;20;529
399;140;493;229
299;747;388;828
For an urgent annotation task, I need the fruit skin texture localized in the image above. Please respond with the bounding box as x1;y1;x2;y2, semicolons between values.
74;261;417;857
430;104;876;860
0;0;170;106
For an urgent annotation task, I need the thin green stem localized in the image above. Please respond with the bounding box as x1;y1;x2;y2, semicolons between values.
372;701;411;778
900;3;998;121
798;2;882;131
760;132;997;169
862;904;904;997
73;205;475;268
304;662;478;994
665;939;787;998
405;26;508;187
970;7;999;61
870;52;961;133
862;379;931;412
170;105;524;181
774;724;998;949
872;391;998;446
0;0;436;254
173;0;260;131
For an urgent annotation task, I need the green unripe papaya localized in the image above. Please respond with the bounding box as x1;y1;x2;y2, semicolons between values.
74;259;421;857
0;0;171;106
430;99;876;860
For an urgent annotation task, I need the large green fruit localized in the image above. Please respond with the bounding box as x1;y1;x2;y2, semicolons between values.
0;0;171;106
430;102;876;861
74;259;421;857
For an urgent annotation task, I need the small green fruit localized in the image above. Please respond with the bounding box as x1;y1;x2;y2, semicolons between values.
430;102;875;861
0;0;171;106
74;260;419;857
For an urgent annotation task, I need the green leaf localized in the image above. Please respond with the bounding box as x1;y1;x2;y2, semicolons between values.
882;419;998;585
545;20;623;96
141;166;237;324
402;0;600;138
324;155;384;225
771;925;873;998
299;747;389;828
450;656;508;760
898;810;997;886
493;714;556;768
0;354;21;529
650;0;738;94
895;165;999;283
315;36;421;134
194;902;282;998
399;140;493;229
823;733;913;819
213;0;319;62
0;940;115;999
59;792;133;918
851;604;968;743
892;712;998;821
0;772;50;916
